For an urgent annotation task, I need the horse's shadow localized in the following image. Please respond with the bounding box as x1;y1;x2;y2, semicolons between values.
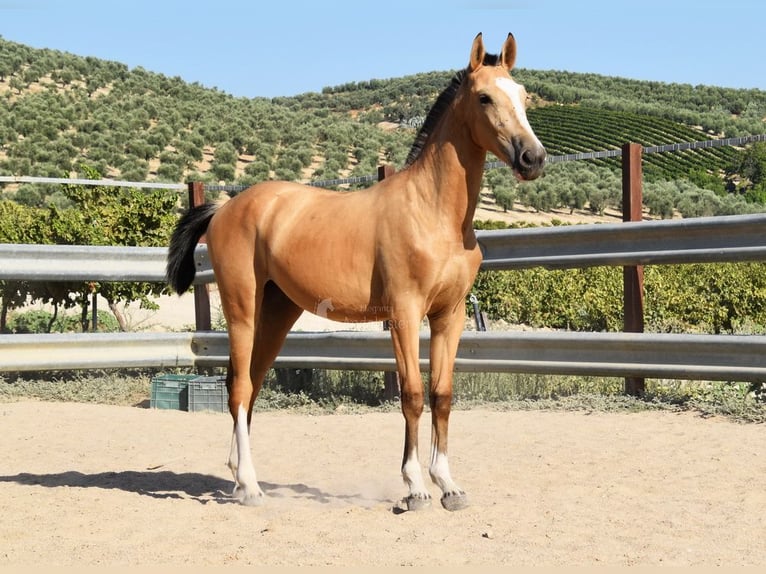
0;469;236;504
0;470;391;507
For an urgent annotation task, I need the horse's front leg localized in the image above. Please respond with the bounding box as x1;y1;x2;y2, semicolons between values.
427;304;469;511
389;312;431;511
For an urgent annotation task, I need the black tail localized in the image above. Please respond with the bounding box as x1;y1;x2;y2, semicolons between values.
166;203;219;294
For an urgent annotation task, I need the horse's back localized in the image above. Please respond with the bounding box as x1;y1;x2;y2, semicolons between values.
215;179;376;226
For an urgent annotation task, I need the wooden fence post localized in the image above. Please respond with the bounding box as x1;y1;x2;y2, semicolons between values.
378;165;401;402
188;182;212;332
621;143;645;396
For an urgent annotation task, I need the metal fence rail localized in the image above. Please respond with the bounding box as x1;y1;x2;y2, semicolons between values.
476;212;766;270
2;212;766;282
4;134;766;385
192;330;766;382
0;332;196;371
2;330;765;382
0;244;168;282
1;211;765;383
0;175;186;190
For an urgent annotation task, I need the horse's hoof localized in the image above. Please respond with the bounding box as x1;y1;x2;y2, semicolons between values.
441;491;469;511
233;484;264;507
405;493;432;511
240;493;264;507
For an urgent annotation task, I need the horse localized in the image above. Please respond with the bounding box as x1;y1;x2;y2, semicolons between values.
166;32;546;510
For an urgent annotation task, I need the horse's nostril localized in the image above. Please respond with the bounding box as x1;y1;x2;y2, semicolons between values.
514;145;546;180
520;149;535;168
520;147;546;170
520;150;530;167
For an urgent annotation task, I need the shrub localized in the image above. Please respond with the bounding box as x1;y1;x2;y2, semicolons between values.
8;308;120;333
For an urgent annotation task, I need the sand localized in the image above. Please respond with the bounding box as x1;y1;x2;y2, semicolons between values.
1;400;764;566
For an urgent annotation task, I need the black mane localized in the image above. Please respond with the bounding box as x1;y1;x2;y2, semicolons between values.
404;52;501;168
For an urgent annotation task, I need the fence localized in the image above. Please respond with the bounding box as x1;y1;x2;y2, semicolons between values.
2;137;766;393
2;214;766;385
2;330;764;384
3;213;764;281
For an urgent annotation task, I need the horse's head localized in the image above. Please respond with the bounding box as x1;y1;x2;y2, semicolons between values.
462;33;546;181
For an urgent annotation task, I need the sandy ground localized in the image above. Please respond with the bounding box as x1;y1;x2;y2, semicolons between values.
1;400;764;566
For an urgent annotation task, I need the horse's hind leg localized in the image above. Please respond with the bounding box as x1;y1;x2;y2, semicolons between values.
221;271;263;505
226;281;302;505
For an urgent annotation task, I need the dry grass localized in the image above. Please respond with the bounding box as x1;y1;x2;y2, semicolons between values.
2;368;764;423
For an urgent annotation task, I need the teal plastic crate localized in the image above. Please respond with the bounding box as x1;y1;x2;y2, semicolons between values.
150;374;195;410
188;375;229;413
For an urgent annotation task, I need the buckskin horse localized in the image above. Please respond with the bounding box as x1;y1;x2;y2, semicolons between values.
166;33;546;510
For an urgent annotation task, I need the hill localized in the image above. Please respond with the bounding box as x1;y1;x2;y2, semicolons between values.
1;36;765;220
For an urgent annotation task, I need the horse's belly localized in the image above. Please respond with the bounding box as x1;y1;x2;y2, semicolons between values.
269;260;384;323
285;288;387;323
317;303;387;323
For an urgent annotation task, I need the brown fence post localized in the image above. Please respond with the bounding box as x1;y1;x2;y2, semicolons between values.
187;182;212;332
621;143;645;396
378;165;401;402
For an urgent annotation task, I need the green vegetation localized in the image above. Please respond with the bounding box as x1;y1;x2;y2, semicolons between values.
471;261;766;335
1;368;764;423
0;166;177;332
482;159;764;219
1;37;766;418
2;35;766;213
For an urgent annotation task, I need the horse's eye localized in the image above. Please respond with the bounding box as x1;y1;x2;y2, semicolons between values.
479;93;492;106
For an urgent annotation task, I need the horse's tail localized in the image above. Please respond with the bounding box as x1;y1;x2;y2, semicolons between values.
166;203;219;294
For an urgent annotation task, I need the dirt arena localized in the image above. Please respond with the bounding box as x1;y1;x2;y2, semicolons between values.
1;400;764;566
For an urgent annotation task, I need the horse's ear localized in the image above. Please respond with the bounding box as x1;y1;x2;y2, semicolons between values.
500;33;517;71
469;33;485;71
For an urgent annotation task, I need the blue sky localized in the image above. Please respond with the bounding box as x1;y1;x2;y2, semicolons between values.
1;0;764;98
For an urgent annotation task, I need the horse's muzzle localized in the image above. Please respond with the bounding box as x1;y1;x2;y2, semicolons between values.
514;142;546;181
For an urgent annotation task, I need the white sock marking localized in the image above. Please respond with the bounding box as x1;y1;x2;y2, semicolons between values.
430;446;461;495
233;404;261;500
402;450;428;496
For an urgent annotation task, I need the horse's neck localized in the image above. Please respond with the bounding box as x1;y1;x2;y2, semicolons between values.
411;128;485;238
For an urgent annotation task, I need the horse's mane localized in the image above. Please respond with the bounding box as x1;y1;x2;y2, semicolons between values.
404;52;501;168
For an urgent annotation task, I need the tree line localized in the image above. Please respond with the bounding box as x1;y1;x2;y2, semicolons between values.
484;145;766;220
2;34;766;209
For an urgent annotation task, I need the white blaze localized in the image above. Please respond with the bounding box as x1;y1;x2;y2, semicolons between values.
495;77;542;147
